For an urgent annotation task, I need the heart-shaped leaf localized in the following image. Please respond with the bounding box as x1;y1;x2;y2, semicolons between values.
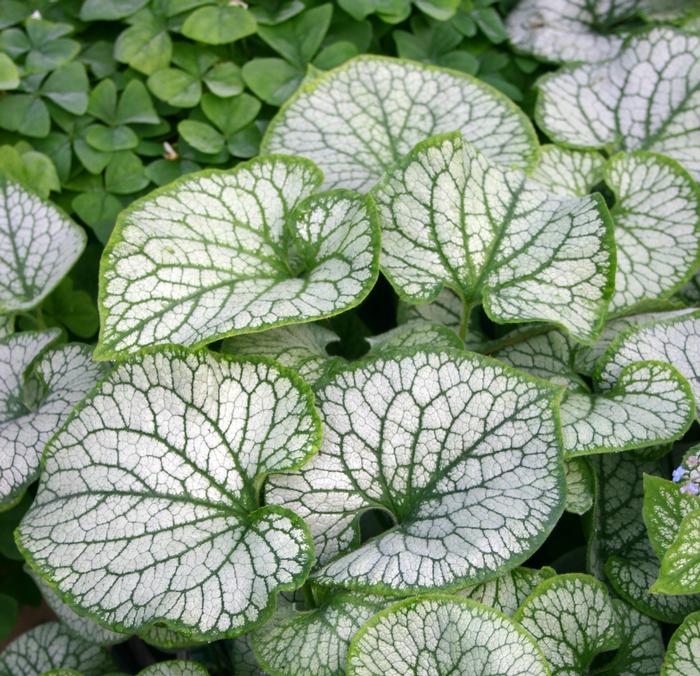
0;622;115;676
373;133;614;343
514;574;622;675
459;566;556;616
0;177;85;313
267;349;564;592
536;28;700;181
663;610;700;676
252;593;385;676
1;330;107;508
262;55;538;191
596;309;700;417
604;152;700;313
17;349;321;638
505;0;632;64
493;327;693;457
608;600;664;676
96;155;380;358
347;595;549;675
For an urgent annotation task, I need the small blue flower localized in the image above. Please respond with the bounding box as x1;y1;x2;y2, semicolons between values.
680;483;700;496
673;466;686;483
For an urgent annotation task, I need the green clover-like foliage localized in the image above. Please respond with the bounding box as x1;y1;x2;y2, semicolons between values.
0;177;85;313
0;622;115;676
1;330;108;508
96;155;380;358
373;132;614;343
596;308;700;418
603;152;700;313
493;328;694;457
536;27;700;181
262;55;538;192
267;349;565;593
662;610;700;676
17;349;321;638
514;574;622;676
459;566;556;616
347;595;549;675
252;593;385;676
588;454;700;623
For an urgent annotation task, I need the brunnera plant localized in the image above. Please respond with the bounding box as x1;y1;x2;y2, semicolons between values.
0;16;699;676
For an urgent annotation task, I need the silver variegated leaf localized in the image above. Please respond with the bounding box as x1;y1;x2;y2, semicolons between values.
262;56;538;192
223;324;342;387
347;595;548;676
536;27;700;181
0;178;86;313
604;152;700;313
96;156;379;358
373;132;613;343
514;574;622;676
252;593;384;676
528;145;606;196
1;330;108;508
0;622;115;676
267;349;565;593
365;322;463;354
459;566;556;616
662;610;700;676
27;567;126;645
597;308;700;417
506;0;634;63
17;349;321;638
565;457;594;514
139;662;209;676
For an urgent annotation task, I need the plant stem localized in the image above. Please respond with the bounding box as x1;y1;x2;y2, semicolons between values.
459;300;474;341
302;581;317;609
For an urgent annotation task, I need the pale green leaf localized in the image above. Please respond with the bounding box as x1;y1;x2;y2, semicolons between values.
588;454;700;623
605;152;700;313
267;350;564;592
565;457;594;514
252;593;384;676
374;133;613;343
0;177;86;313
505;0;635;63
536;28;700;181
459;566;556;616
17;349;321;638
0;54;19;90
528;145;606;197
262;55;539;191
0;622;115;676
96;156;380;357
347;595;548;676
654;508;700;594
181;6;257;45
514;574;622;676
1;331;107;510
662;610;700;676
643;473;700;558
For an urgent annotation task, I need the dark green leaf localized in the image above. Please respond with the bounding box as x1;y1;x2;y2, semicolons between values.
80;0;150;21
87;78;118;124
104;150;149;193
41;277;100;337
41;62;89;115
147;67;202;107
0;95;50;137
145;158;200;185
203;61;244;97
116;79;159;125
114;17;172;75
177;119;225;154
86;124;138;152
201;92;261;137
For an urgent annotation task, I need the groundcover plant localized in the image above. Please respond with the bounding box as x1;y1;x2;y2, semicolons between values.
0;1;699;675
